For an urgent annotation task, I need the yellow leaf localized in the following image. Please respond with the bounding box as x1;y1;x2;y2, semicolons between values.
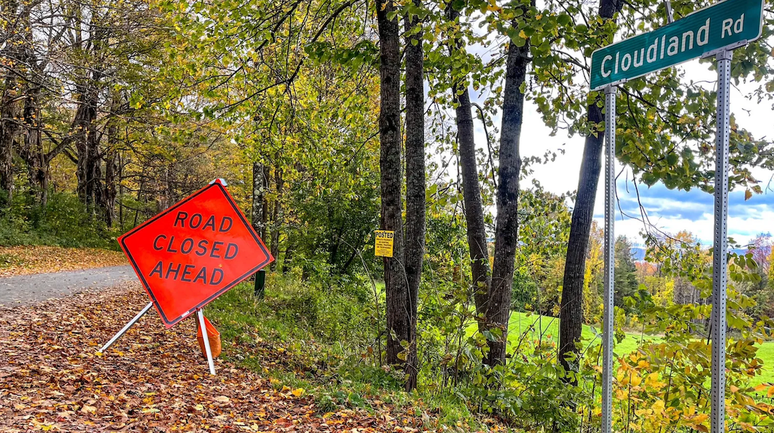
291;388;305;397
630;374;642;387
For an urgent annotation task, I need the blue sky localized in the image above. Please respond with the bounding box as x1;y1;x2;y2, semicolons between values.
602;180;774;245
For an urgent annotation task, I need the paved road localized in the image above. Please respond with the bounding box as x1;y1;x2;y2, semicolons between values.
0;265;136;307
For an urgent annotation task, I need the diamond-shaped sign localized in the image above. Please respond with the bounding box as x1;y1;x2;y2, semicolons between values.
119;180;272;328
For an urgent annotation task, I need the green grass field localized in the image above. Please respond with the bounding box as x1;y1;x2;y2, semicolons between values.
502;311;774;386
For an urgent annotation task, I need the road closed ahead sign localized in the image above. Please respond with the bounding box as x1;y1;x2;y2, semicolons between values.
119;181;273;327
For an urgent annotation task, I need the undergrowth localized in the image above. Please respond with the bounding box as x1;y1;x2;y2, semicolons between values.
0;191;120;249
205;273;495;432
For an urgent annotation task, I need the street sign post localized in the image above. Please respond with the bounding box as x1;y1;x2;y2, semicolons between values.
100;179;273;375
601;85;617;433
592;1;764;432
590;0;764;90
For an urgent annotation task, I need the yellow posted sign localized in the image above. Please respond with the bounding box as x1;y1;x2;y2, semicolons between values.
374;230;394;258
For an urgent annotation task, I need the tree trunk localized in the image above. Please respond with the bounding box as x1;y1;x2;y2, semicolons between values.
270;167;283;271
403;0;425;392
447;6;491;331
73;74;101;207
21;82;48;206
103;94;121;227
558;0;623;381
377;0;408;370
0;0;22;205
251;161;267;238
282;239;294;274
487;29;530;367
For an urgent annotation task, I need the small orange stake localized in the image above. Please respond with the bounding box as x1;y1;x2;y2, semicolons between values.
196;316;221;358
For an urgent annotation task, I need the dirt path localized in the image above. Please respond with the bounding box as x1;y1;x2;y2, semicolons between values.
0;265;135;307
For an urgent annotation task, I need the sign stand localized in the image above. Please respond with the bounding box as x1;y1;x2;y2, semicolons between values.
197;309;216;375
98;178;273;376
601;84;617;433
710;49;732;433
99;303;218;375
99;302;153;353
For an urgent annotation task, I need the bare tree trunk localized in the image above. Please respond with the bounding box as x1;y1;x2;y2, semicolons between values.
403;0;425;392
487;26;530;367
447;5;490;331
377;0;408;369
558;0;623;381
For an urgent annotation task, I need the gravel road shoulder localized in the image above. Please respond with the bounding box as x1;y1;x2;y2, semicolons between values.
0;265;136;307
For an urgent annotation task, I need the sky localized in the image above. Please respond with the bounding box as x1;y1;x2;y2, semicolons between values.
468;60;774;247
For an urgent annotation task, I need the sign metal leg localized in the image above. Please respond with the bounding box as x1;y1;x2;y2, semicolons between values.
198;309;216;375
99;302;153;353
601;84;617;433
711;49;731;433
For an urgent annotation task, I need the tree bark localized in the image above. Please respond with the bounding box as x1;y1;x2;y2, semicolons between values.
0;0;22;205
73;72;101;207
252;161;267;238
487;31;530;367
282;239;294;274
403;0;425;392
447;6;491;331
270;167;283;271
21;83;48;206
102;93;121;227
377;0;408;370
558;0;623;381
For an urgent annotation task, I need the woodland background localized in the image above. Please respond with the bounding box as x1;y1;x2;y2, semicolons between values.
2;0;774;431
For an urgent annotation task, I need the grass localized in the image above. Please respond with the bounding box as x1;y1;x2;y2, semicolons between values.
503;311;774;386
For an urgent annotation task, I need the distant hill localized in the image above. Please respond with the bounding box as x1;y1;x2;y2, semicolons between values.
631;247;647;262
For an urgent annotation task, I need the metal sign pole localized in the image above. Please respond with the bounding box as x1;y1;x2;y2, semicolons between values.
198;309;217;375
602;84;617;433
99;302;153;353
710;49;731;433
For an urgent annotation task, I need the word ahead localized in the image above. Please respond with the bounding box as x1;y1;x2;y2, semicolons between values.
590;0;764;90
119;181;272;327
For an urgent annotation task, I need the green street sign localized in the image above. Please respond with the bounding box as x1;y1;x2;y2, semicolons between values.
590;0;764;91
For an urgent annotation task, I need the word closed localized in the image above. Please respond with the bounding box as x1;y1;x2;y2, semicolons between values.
120;181;272;327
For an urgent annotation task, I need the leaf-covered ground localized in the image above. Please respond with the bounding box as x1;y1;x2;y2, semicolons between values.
0;284;417;432
0;246;127;277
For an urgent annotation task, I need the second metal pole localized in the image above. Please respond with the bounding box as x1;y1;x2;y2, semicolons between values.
602;85;617;433
711;49;732;433
198;309;217;375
